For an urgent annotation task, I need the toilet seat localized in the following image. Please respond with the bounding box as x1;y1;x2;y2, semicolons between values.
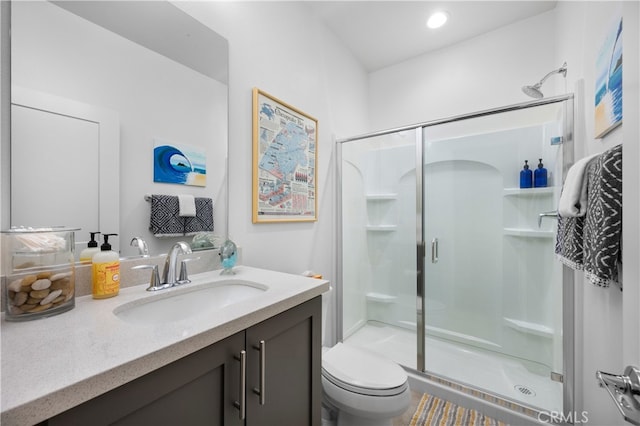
322;343;408;397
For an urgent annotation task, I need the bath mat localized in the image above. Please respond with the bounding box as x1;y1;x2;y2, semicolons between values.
410;393;507;426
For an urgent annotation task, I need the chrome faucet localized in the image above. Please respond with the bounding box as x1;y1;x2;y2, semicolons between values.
130;236;150;257
132;241;193;292
162;241;192;286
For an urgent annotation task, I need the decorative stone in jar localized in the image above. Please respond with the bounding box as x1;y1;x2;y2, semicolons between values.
2;227;78;321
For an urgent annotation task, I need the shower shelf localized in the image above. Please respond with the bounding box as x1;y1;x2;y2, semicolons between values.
365;193;397;200
366;292;397;303
503;228;554;238
503;187;556;196
366;225;397;232
503;317;554;339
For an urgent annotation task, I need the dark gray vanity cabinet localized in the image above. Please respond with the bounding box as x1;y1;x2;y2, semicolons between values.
45;296;321;426
46;331;245;426
246;297;322;426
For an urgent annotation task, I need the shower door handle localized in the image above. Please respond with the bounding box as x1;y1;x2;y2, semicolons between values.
431;238;439;264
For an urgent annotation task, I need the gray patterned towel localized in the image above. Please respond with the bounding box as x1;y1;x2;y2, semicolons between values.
150;195;184;237
583;144;622;287
555;214;586;270
556;145;622;287
184;198;214;236
150;195;214;237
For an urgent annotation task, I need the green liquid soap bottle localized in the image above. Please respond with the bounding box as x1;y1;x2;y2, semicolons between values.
79;231;100;264
92;233;120;299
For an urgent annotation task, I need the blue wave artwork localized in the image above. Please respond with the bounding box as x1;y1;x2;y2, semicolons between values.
595;17;623;138
153;141;206;187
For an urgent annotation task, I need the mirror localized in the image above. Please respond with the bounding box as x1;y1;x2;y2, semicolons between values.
6;0;228;258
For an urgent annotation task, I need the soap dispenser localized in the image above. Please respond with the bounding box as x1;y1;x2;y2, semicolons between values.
519;160;533;188
534;158;548;187
92;233;120;299
79;231;100;264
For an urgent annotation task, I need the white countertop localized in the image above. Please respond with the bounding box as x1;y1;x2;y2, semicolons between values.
1;265;329;426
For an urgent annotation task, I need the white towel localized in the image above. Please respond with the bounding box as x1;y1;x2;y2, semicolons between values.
178;194;196;217
558;153;599;217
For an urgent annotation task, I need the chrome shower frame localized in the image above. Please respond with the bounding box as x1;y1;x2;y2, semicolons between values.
336;93;575;420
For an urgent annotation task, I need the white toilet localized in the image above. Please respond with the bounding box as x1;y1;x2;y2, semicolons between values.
321;290;411;426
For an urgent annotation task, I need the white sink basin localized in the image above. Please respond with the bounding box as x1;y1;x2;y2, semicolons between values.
114;280;268;324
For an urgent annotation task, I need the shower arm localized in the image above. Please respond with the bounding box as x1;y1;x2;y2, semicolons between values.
534;62;568;88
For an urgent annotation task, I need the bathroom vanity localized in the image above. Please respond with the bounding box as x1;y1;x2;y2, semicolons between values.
1;266;328;426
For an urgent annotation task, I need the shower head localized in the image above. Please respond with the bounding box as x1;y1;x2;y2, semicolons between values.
522;84;544;99
522;62;568;99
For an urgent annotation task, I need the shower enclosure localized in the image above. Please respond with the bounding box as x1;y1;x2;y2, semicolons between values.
336;95;574;416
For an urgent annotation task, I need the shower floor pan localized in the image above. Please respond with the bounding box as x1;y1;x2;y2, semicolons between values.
343;321;562;413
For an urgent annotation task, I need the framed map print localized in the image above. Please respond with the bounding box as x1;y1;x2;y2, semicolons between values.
252;88;318;223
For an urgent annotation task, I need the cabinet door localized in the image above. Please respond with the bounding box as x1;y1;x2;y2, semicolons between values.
245;297;322;426
47;332;245;426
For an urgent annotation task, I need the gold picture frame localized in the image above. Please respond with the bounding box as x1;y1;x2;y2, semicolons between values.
252;88;318;223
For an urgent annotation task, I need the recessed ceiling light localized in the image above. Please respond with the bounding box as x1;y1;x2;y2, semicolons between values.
426;11;449;29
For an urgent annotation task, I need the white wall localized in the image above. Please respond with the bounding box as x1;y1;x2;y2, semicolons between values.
175;2;370;296
554;2;640;424
368;10;558;131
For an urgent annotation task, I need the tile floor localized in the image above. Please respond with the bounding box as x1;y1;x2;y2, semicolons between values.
393;390;422;426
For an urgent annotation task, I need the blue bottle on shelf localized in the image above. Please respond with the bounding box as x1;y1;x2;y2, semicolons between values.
519;160;533;188
534;158;548;187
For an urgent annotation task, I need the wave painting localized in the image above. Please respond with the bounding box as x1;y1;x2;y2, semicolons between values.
595;17;623;138
154;140;206;187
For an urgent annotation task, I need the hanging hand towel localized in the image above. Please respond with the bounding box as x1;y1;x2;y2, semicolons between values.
149;195;184;237
557;153;599;217
583;144;623;287
184;197;214;236
555;214;586;270
556;156;599;270
178;194;196;217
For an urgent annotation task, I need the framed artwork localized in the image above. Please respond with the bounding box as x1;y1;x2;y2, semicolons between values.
594;17;623;138
153;139;206;187
252;88;318;223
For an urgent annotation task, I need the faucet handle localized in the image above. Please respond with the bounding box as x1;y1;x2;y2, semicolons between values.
178;257;200;284
132;264;165;292
130;237;150;257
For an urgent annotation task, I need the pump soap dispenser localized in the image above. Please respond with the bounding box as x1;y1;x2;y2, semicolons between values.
534;158;548;187
92;233;120;299
79;231;100;264
520;160;533;188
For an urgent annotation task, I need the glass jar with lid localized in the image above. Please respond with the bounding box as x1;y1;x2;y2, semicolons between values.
2;227;78;321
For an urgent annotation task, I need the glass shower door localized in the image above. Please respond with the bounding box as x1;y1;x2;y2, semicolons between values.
421;102;568;412
339;129;420;370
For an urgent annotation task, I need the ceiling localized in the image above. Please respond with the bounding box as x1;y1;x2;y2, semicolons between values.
309;1;557;72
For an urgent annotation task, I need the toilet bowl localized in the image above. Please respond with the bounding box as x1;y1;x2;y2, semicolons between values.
322;343;411;426
320;288;410;426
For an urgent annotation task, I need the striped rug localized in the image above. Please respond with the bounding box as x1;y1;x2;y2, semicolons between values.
410;393;507;426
